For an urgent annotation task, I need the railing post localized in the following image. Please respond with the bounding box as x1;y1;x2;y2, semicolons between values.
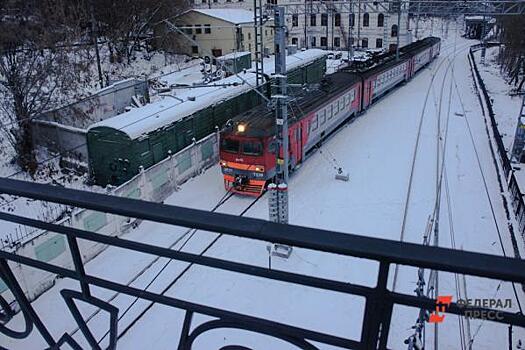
0;258;56;347
361;262;392;349
66;235;91;297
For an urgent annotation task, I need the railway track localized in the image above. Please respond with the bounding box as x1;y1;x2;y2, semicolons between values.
67;190;235;341
84;192;265;345
391;40;473;292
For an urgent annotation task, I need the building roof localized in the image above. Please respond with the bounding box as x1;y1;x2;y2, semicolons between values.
192;9;256;25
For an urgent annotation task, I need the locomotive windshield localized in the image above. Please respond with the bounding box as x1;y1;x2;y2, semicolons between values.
221;138;239;153
241;141;263;156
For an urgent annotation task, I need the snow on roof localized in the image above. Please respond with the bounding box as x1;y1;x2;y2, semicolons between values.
89;49;327;139
217;51;251;60
192;9;256;24
465;15;489;21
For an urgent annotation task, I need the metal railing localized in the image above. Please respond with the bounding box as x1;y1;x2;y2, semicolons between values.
0;178;524;349
468;44;525;252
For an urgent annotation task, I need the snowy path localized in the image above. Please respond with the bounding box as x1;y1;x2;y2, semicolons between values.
2;36;524;350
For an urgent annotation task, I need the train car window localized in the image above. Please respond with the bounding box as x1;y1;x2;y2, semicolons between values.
221;138;239;153
320;109;327;123
242;141;263;156
310;116;318;131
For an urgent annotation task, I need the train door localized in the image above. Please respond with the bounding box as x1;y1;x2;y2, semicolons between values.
365;79;373;109
152;143;164;163
288;127;298;168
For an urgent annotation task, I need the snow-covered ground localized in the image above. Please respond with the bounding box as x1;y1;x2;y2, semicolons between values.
3;23;525;349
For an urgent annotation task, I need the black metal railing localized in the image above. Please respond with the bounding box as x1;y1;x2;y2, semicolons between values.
0;178;524;349
468;44;525;253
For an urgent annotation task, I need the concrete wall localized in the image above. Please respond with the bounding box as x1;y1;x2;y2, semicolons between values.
31;120;88;166
36;79;149;129
31;79;149;170
0;132;219;307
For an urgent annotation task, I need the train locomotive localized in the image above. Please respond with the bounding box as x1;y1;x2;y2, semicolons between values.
219;37;441;195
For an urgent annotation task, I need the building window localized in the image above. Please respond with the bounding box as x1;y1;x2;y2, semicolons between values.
390;0;401;11
310;14;316;26
391;24;398;37
349;37;354;46
363;13;369;27
265;29;268;36
204;24;211;34
349;13;355;27
195;24;202;34
185;25;192;34
292;37;298;45
320;36;327;47
376;38;383;48
248;32;251;40
321;13;328;26
334;37;340;47
311;36;316;47
362;38;368;48
192;46;198;54
334;13;341;27
292;14;298;27
378;13;384;27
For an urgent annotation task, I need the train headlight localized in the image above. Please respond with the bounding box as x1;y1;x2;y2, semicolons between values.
220;160;227;167
254;166;264;172
237;123;246;133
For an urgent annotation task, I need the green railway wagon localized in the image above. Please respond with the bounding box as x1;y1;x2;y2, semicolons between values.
88;52;327;186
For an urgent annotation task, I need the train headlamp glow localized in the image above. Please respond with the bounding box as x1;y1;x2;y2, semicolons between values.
254;166;264;172
220;160;227;167
237;124;246;133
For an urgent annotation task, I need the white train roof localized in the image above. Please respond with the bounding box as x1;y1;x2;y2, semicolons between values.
89;49;327;139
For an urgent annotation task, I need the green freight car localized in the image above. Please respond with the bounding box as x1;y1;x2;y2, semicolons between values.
87;51;327;186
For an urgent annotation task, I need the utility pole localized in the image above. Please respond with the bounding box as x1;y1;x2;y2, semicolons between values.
348;0;354;59
268;6;291;258
415;1;420;39
481;15;487;64
357;0;361;48
273;6;289;186
304;1;308;48
89;0;104;89
253;0;265;88
395;0;401;60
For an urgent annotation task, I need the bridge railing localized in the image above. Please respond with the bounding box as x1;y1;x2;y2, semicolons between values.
0;178;524;349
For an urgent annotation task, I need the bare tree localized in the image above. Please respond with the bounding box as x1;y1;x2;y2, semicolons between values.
496;14;525;91
0;0;89;173
92;0;188;64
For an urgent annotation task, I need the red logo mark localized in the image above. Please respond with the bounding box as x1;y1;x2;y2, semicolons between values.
429;295;452;324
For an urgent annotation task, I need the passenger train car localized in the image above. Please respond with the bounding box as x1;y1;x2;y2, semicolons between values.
219;37;441;195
